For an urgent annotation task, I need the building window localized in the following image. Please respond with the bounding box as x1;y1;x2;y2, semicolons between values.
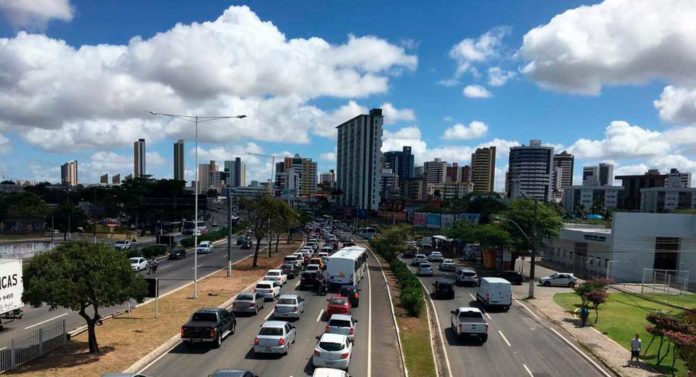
654;237;680;271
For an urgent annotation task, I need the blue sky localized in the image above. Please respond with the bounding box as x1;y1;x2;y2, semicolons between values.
1;0;695;189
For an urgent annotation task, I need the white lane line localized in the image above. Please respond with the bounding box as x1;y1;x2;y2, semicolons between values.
523;363;533;377
513;298;540;320
25;313;68;330
418;278;452;377
316;309;324;322
468;293;476;300
367;254;372;377
498;330;512;347
295;280;301;288
549;327;613;377
484;312;492;320
264;309;274;321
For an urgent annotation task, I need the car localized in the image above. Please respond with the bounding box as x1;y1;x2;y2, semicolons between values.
439;259;456;271
312;333;353;370
309;257;326;270
450;307;488;343
181;308;236;348
338;285;360;308
402;249;416;258
496;270;523;285
240;239;252;249
305;264;322;274
281;263;300;279
232;291;265;315
236;236;248;245
264;269;288;285
411;254;427;266
417;262;434;276
432;279;455;299
538;273;578;287
255;280;281;300
284;255;303;269
477;277;512;310
253;321;296;356
208;370;258;377
274;294;305;320
428;251;444;262
114;240;131;250
129;257;147;272
312;368;350;377
325;313;357;340
326;295;352;316
168;248;187;260
196;241;213;254
455;267;479;286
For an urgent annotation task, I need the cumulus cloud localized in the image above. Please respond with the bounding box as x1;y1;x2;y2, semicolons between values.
442;121;488;140
320;152;336;161
381;102;416;125
520;0;696;95
0;6;417;152
568;121;671;159
449;27;510;77
487;67;515;87
462;85;492;98
654;86;696;125
0;0;73;30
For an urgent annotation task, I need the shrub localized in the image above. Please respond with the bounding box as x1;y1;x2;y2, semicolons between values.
401;286;424;317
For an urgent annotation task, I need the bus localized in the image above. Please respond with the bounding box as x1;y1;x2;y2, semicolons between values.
181;221;207;236
326;246;368;290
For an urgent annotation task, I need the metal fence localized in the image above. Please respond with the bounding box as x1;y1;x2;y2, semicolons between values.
0;319;67;373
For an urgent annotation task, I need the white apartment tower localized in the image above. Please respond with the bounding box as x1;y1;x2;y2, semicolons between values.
506;140;555;201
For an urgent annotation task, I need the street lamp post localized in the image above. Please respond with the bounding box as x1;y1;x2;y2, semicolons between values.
150;112;246;298
493;202;538;299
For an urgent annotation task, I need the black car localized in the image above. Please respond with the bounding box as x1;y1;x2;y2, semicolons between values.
497;271;524;285
403;249;416;258
236;236;248;246
181;308;236;348
169;248;187;260
281;262;300;279
339;284;360;307
432;279;455;299
240;239;252;249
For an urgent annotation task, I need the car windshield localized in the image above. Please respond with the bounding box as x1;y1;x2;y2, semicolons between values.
462;271;476;276
307;266;319;271
237;294;254;301
319;341;345;352
259;327;283;336
256;284;270;289
277;298;296;305
191;312;217;321
459;311;483;319
129;258;140;263
420;264;431;268
267;271;279;276
330;297;347;305
328;319;352;327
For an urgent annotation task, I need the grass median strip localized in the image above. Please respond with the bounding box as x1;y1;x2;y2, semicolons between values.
7;239;301;377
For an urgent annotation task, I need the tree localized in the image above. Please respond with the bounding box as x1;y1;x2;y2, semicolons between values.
270;199;299;252
23;242;146;353
0;192;51;232
500;199;563;253
51;203;88;240
239;195;276;267
573;279;610;322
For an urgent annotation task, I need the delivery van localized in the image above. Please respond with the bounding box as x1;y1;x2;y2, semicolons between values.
476;277;512;311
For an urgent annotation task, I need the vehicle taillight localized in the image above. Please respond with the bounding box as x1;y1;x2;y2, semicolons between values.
341;352;350;359
349;328;355;335
181;327;185;337
254;337;260;345
210;328;216;337
278;338;286;346
314;350;321;356
355;293;360;299
325;325;330;331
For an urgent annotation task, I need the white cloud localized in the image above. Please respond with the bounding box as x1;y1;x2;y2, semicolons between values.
437;78;460;87
449;27;510;77
0;0;73;30
520;0;696;95
381;102;416;125
442;121;488;140
320;152;336;161
568;121;670;159
487;67;515;87
0;6;417;152
462;85;492;98
654;86;696;125
399;38;419;50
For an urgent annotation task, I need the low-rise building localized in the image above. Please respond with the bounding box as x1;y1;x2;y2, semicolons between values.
563;185;624;215
641;170;696;212
426;182;474;200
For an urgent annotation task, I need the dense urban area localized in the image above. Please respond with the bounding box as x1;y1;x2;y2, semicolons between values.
0;1;695;377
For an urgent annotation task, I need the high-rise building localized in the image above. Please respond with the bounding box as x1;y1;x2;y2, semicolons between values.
320;170;336;188
668;168;691;188
506;140;554;201
174;139;185;181
413;166;424;178
197;163;210;194
471;146;496;194
100;174;109;186
446;163;461;183
583;166;600;186
553;151;574;191
112;174;121;185
383;146;414;180
286;154;318;196
224;158;246;187
461;165;472;184
598;163;614;186
134;138;146;178
424;158;447;184
336;108;383;210
380;168;399;202
615;169;668;210
61;160;78;187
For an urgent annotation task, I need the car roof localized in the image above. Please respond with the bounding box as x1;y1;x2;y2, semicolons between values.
457;267;475;272
278;294;299;300
435;278;454;285
480;277;511;284
267;269;282;273
312;368;347;377
328;314;353;321
256;280;275;285
306;264;320;268
195;308;222;313
456;307;482;313
262;320;288;328
319;332;348;342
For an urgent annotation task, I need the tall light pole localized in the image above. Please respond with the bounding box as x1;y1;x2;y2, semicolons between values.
492;204;538;299
150;111;246;298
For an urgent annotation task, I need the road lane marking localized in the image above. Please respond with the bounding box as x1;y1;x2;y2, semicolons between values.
367;255;372;377
523;363;533;377
469;293;491;319
498;330;511;347
417;279;453;377
468;293;476;300
548;327;613;377
264;308;274;321
513;298;540;320
25;313;68;330
295;280;301;288
316;309;324;322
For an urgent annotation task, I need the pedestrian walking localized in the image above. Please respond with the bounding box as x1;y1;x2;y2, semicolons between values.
630;333;642;366
580;305;590;327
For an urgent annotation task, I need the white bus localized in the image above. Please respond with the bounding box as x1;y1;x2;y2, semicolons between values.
326;246;368;290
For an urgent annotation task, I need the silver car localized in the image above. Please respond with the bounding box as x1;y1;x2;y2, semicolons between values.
274;294;305;320
326;314;357;340
254;321;296;355
232;292;265;315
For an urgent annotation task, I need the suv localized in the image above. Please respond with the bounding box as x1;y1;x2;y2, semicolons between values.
456;268;479;286
432;279;455;299
411;254;427;266
169;248;187;260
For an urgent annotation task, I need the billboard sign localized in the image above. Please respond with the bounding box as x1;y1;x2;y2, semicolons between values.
0;259;23;314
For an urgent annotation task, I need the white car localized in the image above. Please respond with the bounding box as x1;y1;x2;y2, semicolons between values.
312;368;351;377
326;314;357;340
255;280;281;300
305;264;321;274
428;251;444;262
196;241;213;254
411;254;427;266
312;333;353;370
439;259;456;271
114;240;131;250
254;321;296;356
265;269;288;285
417;263;434;276
539;273;578;287
129;257;147;272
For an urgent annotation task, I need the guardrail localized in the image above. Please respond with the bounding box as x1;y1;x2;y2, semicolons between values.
0;320;67;373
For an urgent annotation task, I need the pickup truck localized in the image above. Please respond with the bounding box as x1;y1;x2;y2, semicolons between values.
450;307;488;343
181;308;236;348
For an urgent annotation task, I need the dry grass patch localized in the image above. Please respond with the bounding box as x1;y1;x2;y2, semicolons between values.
8;239;301;377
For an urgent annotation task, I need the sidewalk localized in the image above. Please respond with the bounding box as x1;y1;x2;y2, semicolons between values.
513;259;660;377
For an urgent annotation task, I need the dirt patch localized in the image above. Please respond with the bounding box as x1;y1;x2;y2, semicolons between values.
8;239;301;377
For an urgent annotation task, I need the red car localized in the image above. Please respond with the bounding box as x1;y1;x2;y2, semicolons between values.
326;296;352;316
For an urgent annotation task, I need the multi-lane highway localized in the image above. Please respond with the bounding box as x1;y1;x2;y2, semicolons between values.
141;250;401;377
403;256;613;377
0;238;262;344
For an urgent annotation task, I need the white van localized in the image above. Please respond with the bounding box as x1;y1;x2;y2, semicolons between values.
476;277;512;311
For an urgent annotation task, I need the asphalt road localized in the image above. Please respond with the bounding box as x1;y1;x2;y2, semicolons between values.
142;251;394;377
402;256;613;377
0;237;261;345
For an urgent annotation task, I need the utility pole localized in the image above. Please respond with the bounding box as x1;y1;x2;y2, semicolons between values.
528;198;538;299
226;187;232;277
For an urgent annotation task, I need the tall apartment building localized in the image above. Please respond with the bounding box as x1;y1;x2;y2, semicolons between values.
100;174;109;186
446;163;461;183
461;165;472;184
224;157;246;188
413;166;424;178
506;140;554;201
553;151;574;191
641;172;696;212
174;139;185;181
134;138;146;178
383;146;414;180
112;174;121;185
61;160;78;187
282;154;317;196
197;163;210;194
336;108;383;211
599;163;614;186
583;166;600;186
471;146;496;194
380;168;399;202
320;170;336;188
424;158;447;184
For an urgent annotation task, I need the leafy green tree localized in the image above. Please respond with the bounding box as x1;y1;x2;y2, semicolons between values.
0;192;51;232
467;194;508;223
270;199;299;252
51;203;88;240
473;224;511;249
239;195;276;266
500;199;563;253
23;242;147;353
